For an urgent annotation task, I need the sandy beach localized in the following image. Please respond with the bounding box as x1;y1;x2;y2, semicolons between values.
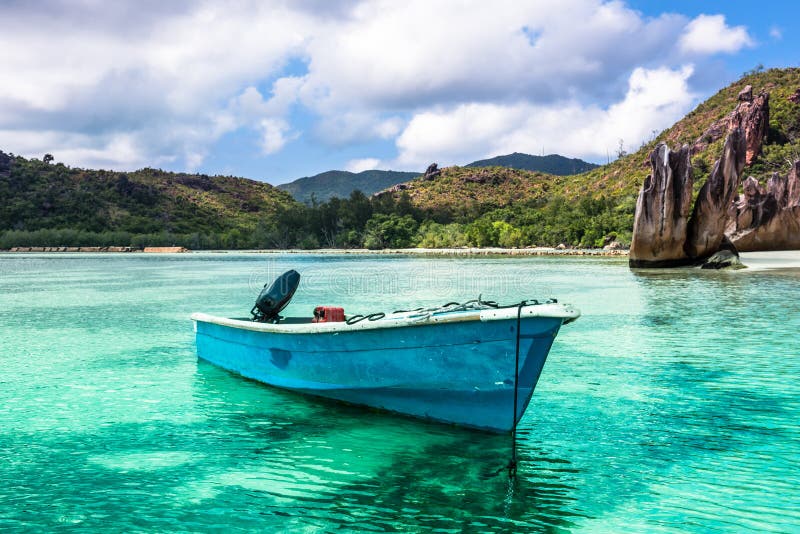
221;247;630;257
739;250;800;270
6;247;800;270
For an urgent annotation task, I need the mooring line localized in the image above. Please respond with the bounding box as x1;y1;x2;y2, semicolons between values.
508;301;523;478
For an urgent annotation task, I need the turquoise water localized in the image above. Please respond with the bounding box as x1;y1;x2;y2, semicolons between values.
1;253;798;532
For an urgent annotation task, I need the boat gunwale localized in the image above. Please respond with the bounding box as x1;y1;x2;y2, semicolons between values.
191;303;580;335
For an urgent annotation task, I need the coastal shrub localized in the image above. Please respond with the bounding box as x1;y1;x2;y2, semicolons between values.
298;234;320;250
416;221;468;248
363;213;418;249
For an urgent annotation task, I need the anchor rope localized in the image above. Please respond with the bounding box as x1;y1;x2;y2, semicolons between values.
338;295;561;479
345;296;538;478
509;301;523;478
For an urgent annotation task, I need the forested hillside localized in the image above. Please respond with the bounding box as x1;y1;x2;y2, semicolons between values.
466;153;598;174
277;170;420;203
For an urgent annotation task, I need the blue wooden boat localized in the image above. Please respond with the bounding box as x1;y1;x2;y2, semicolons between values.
191;273;579;432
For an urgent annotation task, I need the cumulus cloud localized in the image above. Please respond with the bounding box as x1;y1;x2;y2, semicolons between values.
313;112;405;146
0;1;754;173
0;2;311;169
345;158;382;173
393;65;696;169
258;119;294;154
679;14;753;55
299;0;687;113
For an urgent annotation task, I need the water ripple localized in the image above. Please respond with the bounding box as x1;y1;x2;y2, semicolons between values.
0;253;798;531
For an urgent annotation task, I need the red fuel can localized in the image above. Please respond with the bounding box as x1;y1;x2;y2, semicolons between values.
312;306;345;323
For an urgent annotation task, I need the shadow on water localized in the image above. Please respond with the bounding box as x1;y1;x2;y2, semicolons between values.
181;361;587;531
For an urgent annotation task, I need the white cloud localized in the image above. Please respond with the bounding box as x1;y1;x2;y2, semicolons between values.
345;158;382;173
0;2;312;169
770;26;783;40
299;0;686;113
0;2;752;173
679;14;753;55
313;112;405;146
258;119;293;154
393;65;696;169
0;129;158;170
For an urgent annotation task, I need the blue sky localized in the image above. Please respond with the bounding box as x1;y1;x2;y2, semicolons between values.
0;1;797;185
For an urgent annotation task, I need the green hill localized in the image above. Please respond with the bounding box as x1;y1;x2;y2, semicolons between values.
277;170;420;203
0;153;299;248
466;152;598;174
376;68;800;246
278;154;595;204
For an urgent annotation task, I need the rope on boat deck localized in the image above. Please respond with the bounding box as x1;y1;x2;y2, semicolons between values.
386;295;558;324
344;312;386;325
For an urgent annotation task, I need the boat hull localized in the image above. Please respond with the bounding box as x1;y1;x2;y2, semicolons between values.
192;307;574;432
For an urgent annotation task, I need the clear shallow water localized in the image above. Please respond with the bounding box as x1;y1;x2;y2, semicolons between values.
1;252;798;532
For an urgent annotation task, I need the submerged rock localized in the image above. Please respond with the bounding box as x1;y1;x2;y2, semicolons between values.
603;240;626;251
685;128;747;260
700;249;745;270
629;143;693;267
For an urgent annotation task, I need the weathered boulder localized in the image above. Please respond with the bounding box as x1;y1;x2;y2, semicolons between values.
692;85;769;165
629;143;693;267
726;161;800;251
700;249;745;270
423;163;441;181
737;89;770;165
386;182;409;193
685;128;746;259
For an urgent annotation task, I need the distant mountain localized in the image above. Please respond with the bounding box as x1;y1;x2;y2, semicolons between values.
278;170;420;203
278;154;595;203
465;152;599;175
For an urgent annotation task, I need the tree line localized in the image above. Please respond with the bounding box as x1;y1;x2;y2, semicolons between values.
0;189;635;250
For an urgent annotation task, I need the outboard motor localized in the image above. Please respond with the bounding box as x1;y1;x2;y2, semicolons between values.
251;270;301;323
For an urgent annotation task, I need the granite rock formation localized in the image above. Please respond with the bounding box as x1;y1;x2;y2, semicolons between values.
423;163;441;181
685;128;747;259
629;143;693;267
692;85;769;165
726;162;800;251
631;129;748;268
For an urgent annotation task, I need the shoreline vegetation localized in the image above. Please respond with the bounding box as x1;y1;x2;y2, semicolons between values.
3;246;628;256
